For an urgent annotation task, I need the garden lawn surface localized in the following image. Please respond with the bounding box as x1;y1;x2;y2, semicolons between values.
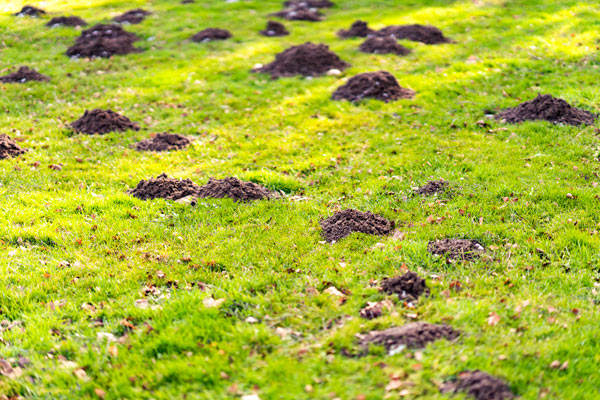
1;0;599;399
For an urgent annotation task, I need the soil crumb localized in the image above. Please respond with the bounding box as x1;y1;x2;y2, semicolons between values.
338;20;374;38
377;24;452;44
415;179;448;196
0;134;27;159
428;239;484;261
14;6;46;17
332;71;414;103
191;28;232;42
320;209;395;243
360;36;411;55
255;42;349;78
46;16;88;27
495;94;595;126
113;9;151;24
381;271;429;301
135;133;190;152
357;322;460;352
66;24;140;58
129;173;201;201
181;0;195;3
0;66;49;83
272;6;322;21
260;21;289;37
283;0;333;7
70;109;140;135
441;371;515;400
197;177;273;202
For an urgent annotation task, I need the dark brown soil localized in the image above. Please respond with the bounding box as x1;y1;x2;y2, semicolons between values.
359;302;385;320
181;0;195;3
357;322;460;352
441;371;515;400
46;16;88;27
135;133;190;152
381;271;429;301
70;109;140;135
283;0;333;7
255;42;349;78
416;179;448;196
337;20;374;38
332;71;414;103
197;177;273;202
320;209;395;243
260;21;289;37
495;94;595;126
428;239;484;261
377;24;452;44
272;7;323;22
0;134;27;159
359;36;411;55
129;173;201;201
14;5;46;17
191;28;232;42
113;9;151;24
0;66;49;83
66;24;140;58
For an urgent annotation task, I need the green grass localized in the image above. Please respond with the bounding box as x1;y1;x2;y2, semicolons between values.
0;0;599;398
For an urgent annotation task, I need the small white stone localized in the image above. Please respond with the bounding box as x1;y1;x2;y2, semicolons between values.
326;68;342;76
253;63;263;70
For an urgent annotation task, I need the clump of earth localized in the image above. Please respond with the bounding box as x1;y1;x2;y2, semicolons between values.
113;9;151;24
415;179;448;196
283;0;333;7
495;94;595;126
14;6;46;17
0;134;27;159
332;71;414;103
381;271;429;301
338;20;374;38
441;371;515;400
196;177;274;202
135;133;190;152
46;16;88;27
359;36;411;55
70;109;140;135
357;322;460;353
129;173;201;201
377;24;452;44
428;239;484;261
191;28;232;42
0;66;49;83
66;24;140;58
260;21;289;37
320;208;395;242
272;6;323;22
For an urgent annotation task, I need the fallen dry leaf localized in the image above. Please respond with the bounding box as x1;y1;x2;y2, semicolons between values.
203;297;225;308
487;312;501;326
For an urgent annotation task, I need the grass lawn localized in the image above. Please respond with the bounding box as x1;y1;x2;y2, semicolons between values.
1;0;599;398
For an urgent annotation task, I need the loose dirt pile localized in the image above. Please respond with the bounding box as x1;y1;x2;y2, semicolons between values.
495;94;595;126
14;6;46;17
416;179;448;196
0;134;27;159
428;239;484;261
66;24;140;58
129;174;201;201
359;302;389;320
441;371;515;400
197;177;273;202
357;323;460;352
191;28;232;42
320;209;394;242
360;36;411;55
381;271;429;301
113;9;151;24
377;24;452;44
260;21;289;37
46;16;88;27
255;42;349;78
332;71;414;103
272;6;322;21
338;20;374;38
0;66;49;83
283;0;333;7
135;133;190;152
70;109;140;135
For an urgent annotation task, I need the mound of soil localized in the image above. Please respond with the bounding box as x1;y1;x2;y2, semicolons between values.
441;371;515;400
338;20;374;38
46;16;88;27
272;7;322;21
135;133;190;152
196;177;273;202
113;9;151;24
191;28;232;42
0;134;27;159
360;302;385;320
381;271;429;301
357;322;460;352
0;66;49;83
129;173;201;201
260;21;289;37
70;109;140;135
415;179;448;196
428;239;484;261
377;24;451;44
320;209;395;243
14;6;46;17
360;36;411;55
66;24;140;58
495;94;595;126
255;42;349;78
283;0;333;7
332;71;414;103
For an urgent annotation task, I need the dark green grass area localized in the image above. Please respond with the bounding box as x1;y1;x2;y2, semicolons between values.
0;0;600;398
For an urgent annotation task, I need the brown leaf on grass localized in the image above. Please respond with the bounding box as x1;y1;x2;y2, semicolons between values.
74;367;89;381
94;388;106;398
0;359;22;379
487;312;501;326
203;297;225;308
